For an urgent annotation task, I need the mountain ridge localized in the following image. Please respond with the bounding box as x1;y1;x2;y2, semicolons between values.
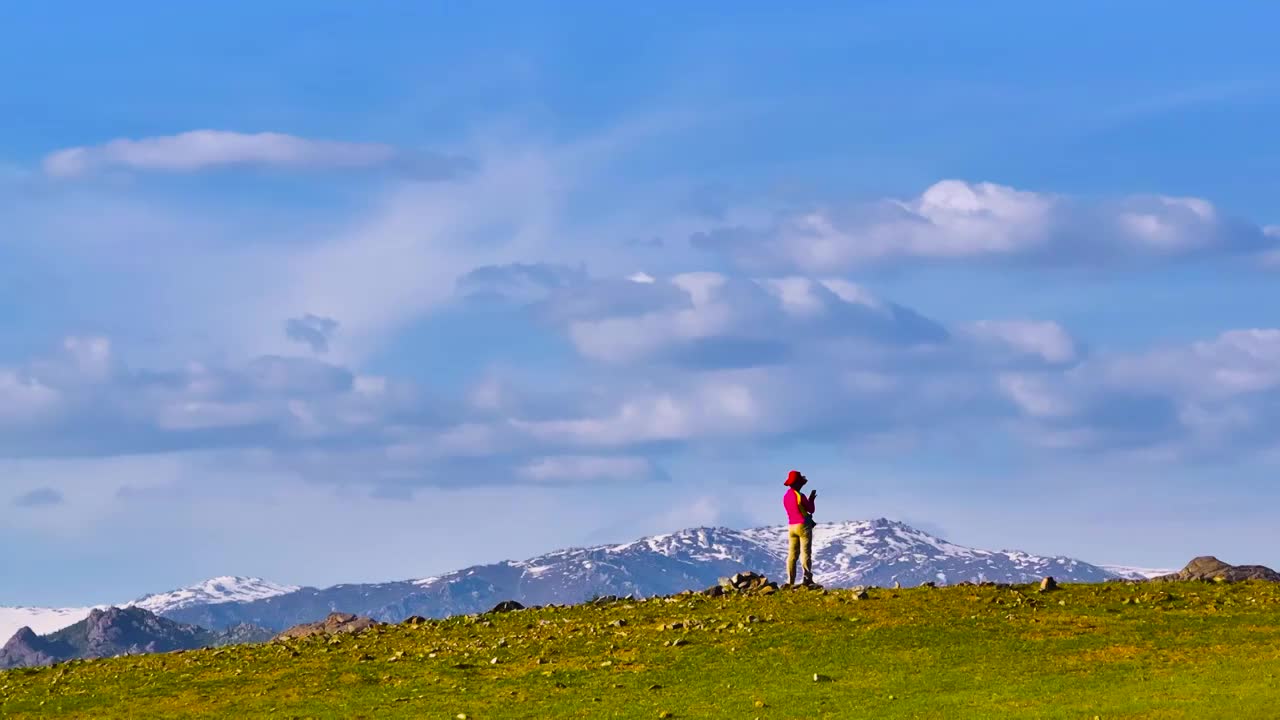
2;519;1163;641
159;519;1122;631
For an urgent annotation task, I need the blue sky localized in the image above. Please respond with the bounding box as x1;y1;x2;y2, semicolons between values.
3;2;1280;605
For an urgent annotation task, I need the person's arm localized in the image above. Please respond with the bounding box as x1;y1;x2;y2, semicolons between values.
794;490;812;519
805;490;816;514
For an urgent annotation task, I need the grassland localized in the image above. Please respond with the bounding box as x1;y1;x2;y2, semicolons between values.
2;581;1279;719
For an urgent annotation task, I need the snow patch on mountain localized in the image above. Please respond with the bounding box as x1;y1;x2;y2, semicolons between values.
0;607;100;645
130;577;300;614
1099;564;1177;580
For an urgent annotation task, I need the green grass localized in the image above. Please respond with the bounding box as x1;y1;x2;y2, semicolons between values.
3;581;1279;719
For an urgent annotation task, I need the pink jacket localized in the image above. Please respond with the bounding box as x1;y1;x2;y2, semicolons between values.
784;489;814;525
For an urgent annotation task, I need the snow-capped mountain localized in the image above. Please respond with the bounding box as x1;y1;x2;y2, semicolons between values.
156;519;1123;632
131;576;299;615
791;519;1114;587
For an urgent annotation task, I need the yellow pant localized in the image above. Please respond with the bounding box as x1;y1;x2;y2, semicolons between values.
787;523;813;585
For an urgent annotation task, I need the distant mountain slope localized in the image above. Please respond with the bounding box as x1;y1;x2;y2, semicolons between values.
0;607;216;669
161;519;1121;631
0;577;298;644
0;607;276;669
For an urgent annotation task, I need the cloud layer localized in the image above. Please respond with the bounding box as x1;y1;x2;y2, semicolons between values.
9;130;1280;496
3;272;1275;497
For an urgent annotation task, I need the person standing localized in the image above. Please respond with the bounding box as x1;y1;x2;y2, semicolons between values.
783;470;817;586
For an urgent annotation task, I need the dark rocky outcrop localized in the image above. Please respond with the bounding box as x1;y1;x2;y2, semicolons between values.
273;612;380;641
0;607;220;669
1152;556;1280;583
0;627;66;669
213;622;275;646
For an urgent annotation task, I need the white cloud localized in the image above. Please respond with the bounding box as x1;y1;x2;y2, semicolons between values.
43;130;403;177
692;180;1271;271
1101;329;1280;399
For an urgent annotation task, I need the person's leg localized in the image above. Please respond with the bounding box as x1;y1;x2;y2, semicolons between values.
800;525;813;584
786;525;800;585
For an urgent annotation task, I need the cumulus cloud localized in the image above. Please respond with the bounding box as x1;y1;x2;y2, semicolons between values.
998;329;1280;456
692;180;1272;271
43;130;470;179
541;272;947;367
13;488;64;508
0;338;389;457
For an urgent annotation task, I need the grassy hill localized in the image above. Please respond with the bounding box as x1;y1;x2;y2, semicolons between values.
2;580;1278;719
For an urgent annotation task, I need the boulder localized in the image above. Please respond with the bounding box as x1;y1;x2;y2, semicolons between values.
488;600;526;614
274;612;381;641
1153;556;1280;583
1039;576;1058;593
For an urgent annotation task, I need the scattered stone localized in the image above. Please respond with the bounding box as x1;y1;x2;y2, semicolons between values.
813;673;832;682
488;600;525;614
402;616;428;626
702;571;780;596
1039;577;1058;593
854;589;870;600
610;619;628;628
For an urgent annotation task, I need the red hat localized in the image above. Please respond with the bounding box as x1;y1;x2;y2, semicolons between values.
784;470;804;486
